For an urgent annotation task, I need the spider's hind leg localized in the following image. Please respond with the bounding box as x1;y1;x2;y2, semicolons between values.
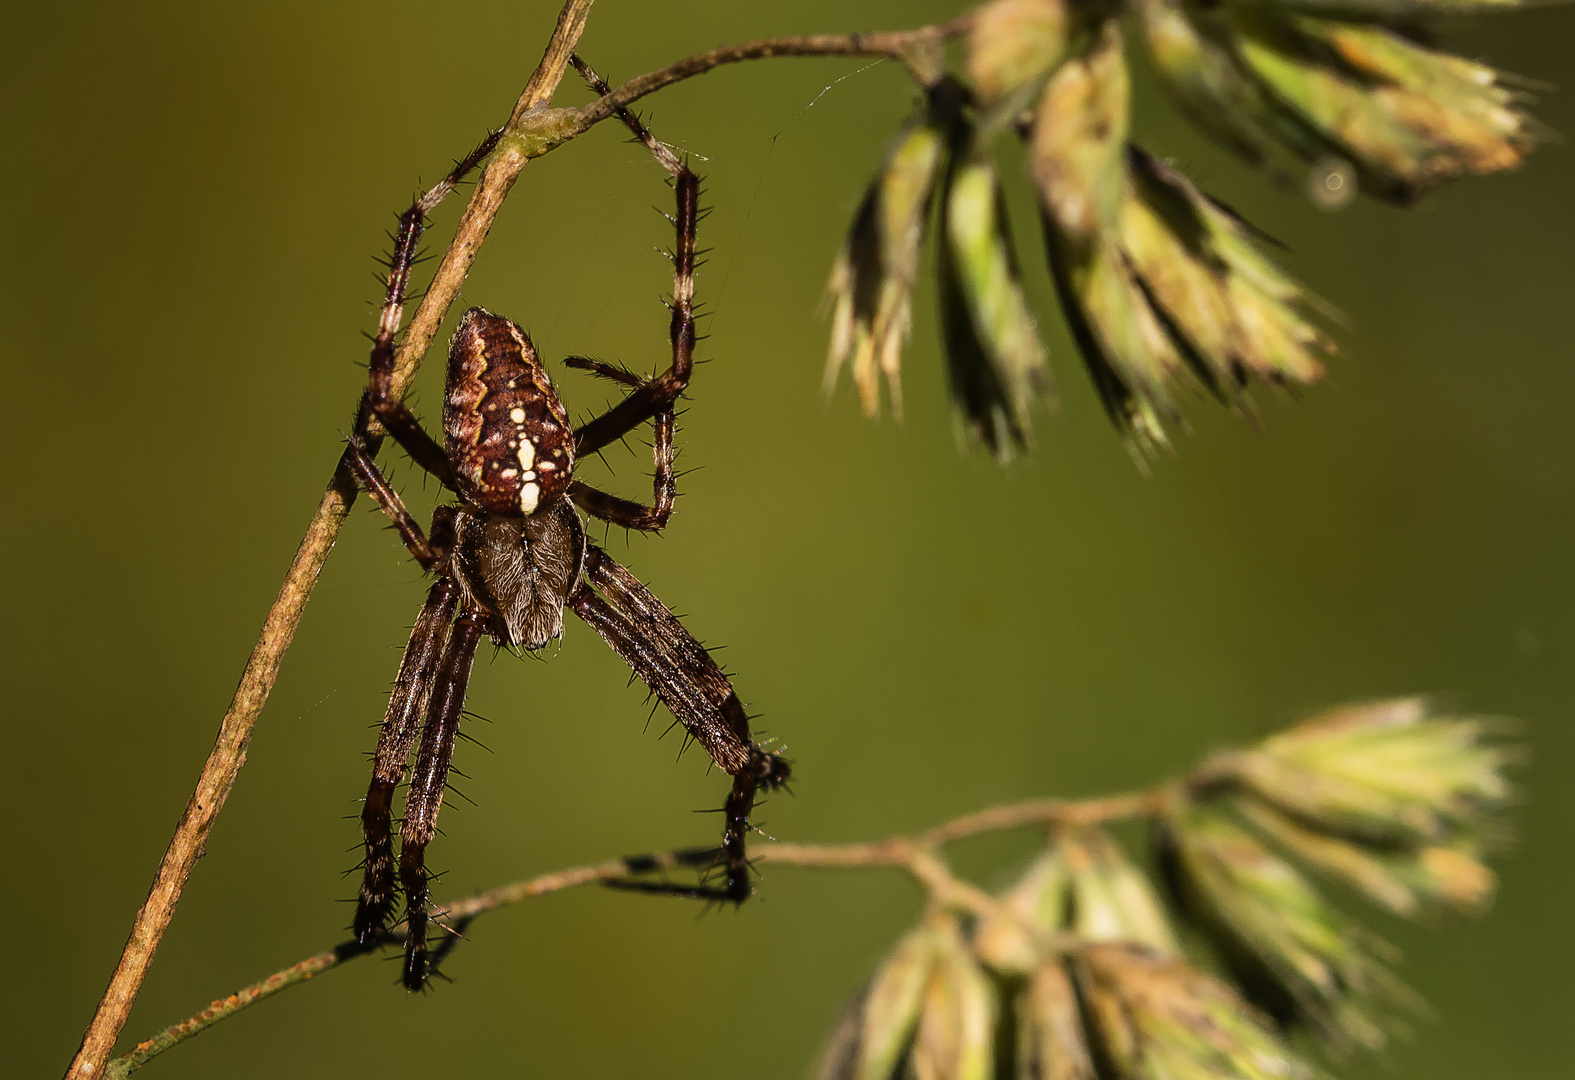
398;610;486;990
353;579;459;943
606;746;792;903
717;745;796;902
566;56;789;901
570;545;791;903
345;442;466;944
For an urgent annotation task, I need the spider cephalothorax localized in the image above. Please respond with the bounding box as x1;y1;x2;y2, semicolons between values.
343;59;789;990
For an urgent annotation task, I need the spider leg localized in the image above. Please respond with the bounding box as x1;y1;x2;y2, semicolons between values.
569;544;790;901
362;131;502;486
399;610;486;990
343;443;469;942
344;436;457;570
565;402;674;531
563;355;644;387
560;60;692;530
353;579;459;943
563;352;680;529
566;58;780;898
568;56;700;460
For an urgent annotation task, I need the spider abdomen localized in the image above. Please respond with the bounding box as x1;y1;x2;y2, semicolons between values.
444;308;575;518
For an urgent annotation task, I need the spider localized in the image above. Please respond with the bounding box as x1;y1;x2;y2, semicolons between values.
343;60;790;990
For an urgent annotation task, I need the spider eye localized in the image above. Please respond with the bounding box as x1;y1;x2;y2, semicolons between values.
443;307;576;517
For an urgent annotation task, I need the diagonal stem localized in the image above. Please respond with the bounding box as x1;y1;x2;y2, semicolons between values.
70;9;970;1078
61;5;598;1077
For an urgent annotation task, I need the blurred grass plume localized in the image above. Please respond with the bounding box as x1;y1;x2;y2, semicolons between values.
825;0;1543;458
815;698;1515;1079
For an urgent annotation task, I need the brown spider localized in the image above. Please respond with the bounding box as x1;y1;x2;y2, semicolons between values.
344;61;789;990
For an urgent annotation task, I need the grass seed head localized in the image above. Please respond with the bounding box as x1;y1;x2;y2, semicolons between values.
826;109;950;421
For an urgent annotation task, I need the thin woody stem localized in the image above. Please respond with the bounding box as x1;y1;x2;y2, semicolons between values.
922;790;1166;845
537;19;972;151
62;5;597;1077
575;23;971;109
106;788;1163;1076
750;792;1164;869
74;10;970;1078
103;858;649;1080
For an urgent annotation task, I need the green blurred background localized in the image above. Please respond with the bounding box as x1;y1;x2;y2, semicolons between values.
6;1;1573;1075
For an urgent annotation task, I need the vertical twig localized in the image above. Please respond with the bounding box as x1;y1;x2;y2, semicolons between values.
61;4;597;1077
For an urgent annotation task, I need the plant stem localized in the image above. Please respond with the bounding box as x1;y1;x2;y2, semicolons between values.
548;19;972;147
105;787;1161;1076
61;6;598;1077
71;9;970;1077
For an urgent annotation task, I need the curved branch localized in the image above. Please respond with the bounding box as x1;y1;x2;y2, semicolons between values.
541;19;972;150
106;788;1162;1076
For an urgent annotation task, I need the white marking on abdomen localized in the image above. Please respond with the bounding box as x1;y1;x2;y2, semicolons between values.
520;480;541;515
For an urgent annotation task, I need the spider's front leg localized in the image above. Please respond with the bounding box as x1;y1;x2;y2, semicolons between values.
359;131;501;487
569;56;701;464
560;60;704;534
570;545;790;901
